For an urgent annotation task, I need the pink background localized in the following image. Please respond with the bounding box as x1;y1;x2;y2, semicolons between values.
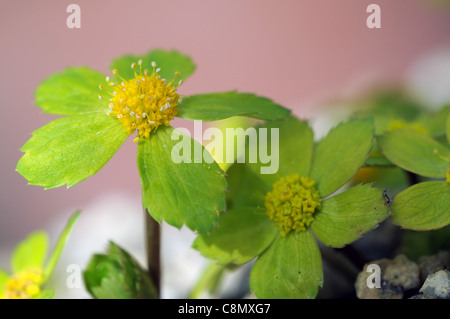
1;0;450;246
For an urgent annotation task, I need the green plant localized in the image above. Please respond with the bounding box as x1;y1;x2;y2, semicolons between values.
14;49;290;298
194;116;389;298
0;212;79;299
378;108;450;230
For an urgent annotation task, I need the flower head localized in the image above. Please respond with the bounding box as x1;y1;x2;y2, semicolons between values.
2;268;44;299
16;50;290;233
0;212;79;299
194;116;389;298
101;60;183;142
265;174;321;236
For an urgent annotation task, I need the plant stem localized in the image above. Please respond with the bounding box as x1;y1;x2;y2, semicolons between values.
145;209;161;297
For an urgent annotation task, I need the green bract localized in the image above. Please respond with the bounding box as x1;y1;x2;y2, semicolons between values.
83;241;157;299
0;212;79;299
16;49;290;233
193;116;389;298
378;108;450;230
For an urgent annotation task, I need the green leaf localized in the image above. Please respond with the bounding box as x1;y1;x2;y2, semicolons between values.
0;270;9;294
378;129;450;178
110;49;196;82
225;163;271;209
415;105;449;137
250;231;323;299
17;113;129;189
311;184;389;248
35;67;109;115
193;207;278;265
247;116;314;187
137;126;227;233
44;211;80;282
83;242;157;299
177;91;290;122
33;290;55;299
11;231;48;273
310;118;374;197
390;181;450;230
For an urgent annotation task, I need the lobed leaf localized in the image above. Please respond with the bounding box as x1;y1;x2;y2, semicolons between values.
137;126;227;233
310;118;375;197
177;91;290;122
246;116;314;187
16;113;128;189
193;207;277;265
35;67;109;115
250;231;323;299
378;129;450;178
390;181;450;231
311;184;389;248
110;49;196;83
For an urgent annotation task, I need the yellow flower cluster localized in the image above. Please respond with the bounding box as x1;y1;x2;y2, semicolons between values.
100;60;182;143
1;268;44;299
265;174;322;237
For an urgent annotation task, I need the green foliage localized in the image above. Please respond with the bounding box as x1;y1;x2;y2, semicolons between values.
247;116;314;186
110;49;196;83
390;181;450;230
378;129;449;178
194;116;388;298
11;231;48;274
249;231;323;299
138;126;227;233
0;212;79;299
44;211;81;281
18;49;290;233
193;207;278;265
35;67;109;115
17;114;128;189
309;118;374;197
311;184;389;248
83;242;157;299
177;92;290;122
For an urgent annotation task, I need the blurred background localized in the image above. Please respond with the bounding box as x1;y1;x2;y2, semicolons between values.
1;0;450;298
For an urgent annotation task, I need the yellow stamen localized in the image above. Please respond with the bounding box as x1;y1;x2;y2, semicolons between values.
1;268;44;299
265;174;322;237
100;61;183;142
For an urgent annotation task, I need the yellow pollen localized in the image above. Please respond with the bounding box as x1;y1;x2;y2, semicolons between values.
2;268;44;299
100;61;183;142
265;174;322;237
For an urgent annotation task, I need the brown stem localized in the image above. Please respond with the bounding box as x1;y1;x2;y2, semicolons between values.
145;209;161;297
